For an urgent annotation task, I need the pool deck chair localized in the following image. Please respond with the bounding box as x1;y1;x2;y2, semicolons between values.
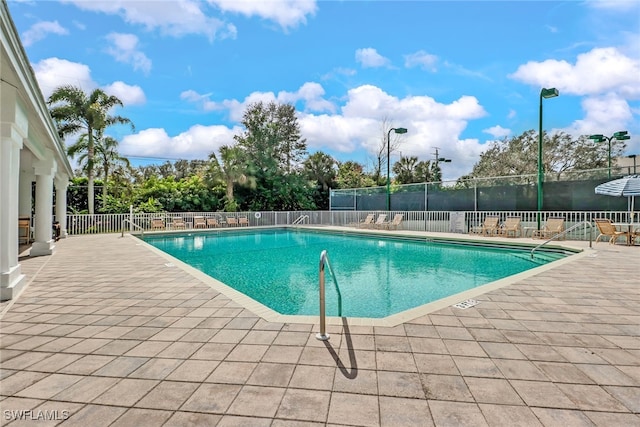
351;214;375;228
151;218;165;231
194;216;206;228
594;218;630;245
238;217;249;227
206;218;220;228
496;216;521;238
532;217;565;240
470;215;500;236
366;214;387;229
379;214;404;230
171;217;186;230
226;217;239;227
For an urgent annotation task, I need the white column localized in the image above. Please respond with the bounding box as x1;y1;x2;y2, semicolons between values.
30;154;57;257
0;125;26;300
55;175;69;238
19;170;33;218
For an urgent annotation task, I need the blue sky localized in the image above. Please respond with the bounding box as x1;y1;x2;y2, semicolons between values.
7;0;640;180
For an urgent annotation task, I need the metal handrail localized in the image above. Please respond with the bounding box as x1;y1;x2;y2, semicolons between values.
121;219;144;237
292;214;309;225
530;220;593;258
316;250;342;341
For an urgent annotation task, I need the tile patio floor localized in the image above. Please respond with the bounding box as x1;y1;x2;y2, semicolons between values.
1;231;639;426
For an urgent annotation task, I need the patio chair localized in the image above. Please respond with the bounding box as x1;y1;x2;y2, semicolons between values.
469;215;500;236
238;217;249;227
365;214;387;229
194;216;206;228
532;217;565;240
226;217;239;227
151;218;165;231
350;213;375;228
378;214;404;230
171;217;186;230
496;216;521;238
593;218;630;245
206;218;220;228
18;217;30;244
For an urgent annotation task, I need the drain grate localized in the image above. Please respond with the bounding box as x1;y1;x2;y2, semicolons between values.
453;299;479;309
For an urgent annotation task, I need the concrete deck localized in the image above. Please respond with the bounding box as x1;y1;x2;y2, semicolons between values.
1;231;639;426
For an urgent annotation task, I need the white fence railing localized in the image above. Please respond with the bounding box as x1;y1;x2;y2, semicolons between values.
63;210;635;241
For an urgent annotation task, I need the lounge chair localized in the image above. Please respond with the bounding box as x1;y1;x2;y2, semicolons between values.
350;213;375;228
18;217;30;244
238;217;249;227
151;218;165;231
194;216;206;228
496;216;521;238
378;214;404;230
470;215;500;236
594;218;630;245
206;218;220;228
226;217;239;227
171;217;186;230
532;217;565;240
366;214;387;229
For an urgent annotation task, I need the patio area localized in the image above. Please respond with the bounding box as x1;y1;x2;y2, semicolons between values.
1;231;639;426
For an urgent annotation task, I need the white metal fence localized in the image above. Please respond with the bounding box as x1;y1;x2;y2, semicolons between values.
62;210;636;241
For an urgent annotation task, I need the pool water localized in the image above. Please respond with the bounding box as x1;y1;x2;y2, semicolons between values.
143;229;565;318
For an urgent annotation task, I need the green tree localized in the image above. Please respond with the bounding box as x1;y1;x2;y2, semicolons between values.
336;161;375;189
48;85;134;214
415;160;433;183
208;145;255;211
392;156;418;184
303;151;337;210
94;134;130;202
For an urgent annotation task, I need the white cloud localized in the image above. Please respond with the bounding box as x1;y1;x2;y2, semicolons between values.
483;125;511;138
120;125;241;160
210;0;317;30
404;50;438;71
105;33;152;74
32;57;95;99
21;20;68;47
355;48;390;68
65;0;237;41
102;81;146;106
586;0;639;12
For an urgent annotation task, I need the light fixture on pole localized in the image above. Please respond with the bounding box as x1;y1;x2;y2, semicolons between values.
386;127;408;211
433;147;452;181
589;131;631;179
537;87;559;231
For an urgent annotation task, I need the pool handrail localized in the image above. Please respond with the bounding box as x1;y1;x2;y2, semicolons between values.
530;220;592;258
292;214;309;225
316;250;342;341
121;219;144;237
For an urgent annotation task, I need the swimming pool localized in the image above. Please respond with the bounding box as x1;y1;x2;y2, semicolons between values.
142;228;571;319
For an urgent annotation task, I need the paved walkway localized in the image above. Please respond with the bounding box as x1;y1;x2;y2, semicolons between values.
1;232;639;426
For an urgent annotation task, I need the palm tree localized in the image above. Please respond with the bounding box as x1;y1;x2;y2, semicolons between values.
303;152;336;191
209;145;255;211
47;85;134;214
94;135;130;201
392;156;418;184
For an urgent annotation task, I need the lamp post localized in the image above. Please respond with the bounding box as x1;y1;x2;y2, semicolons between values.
589;131;631;178
433;147;451;182
537;87;559;231
386;127;407;211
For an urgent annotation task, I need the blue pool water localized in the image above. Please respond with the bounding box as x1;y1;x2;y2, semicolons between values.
143;229;566;318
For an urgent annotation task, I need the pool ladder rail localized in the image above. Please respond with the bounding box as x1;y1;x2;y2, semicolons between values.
292;214;310;225
121;219;144;237
530;220;593;259
316;250;342;341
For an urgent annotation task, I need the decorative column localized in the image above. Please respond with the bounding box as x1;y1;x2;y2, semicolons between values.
0;125;26;300
30;153;57;257
55;175;69;238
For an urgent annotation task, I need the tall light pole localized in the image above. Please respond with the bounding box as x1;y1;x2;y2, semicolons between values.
433;147;451;182
386;127;407;211
537;87;559;231
589;131;631;178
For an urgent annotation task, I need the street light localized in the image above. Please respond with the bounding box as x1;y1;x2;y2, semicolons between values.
589;131;631;178
537;87;559;231
433;147;451;182
386;127;408;211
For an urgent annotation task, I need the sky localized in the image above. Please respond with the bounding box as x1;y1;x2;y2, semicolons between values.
7;0;640;181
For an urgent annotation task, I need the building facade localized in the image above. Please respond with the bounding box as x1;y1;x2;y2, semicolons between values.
1;1;73;300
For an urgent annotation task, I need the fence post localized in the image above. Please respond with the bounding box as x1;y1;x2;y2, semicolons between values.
129;205;133;232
